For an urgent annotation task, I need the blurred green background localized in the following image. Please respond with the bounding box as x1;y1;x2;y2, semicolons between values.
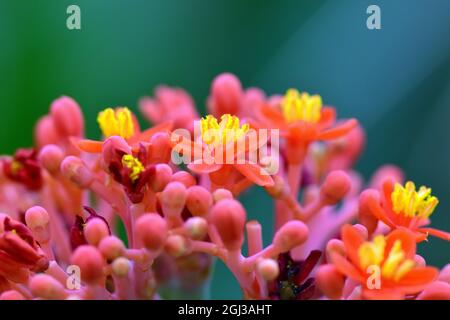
1;0;449;299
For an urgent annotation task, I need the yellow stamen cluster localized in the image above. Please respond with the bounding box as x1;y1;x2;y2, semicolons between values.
200;114;249;145
358;235;415;282
391;181;438;219
121;154;145;182
97;107;135;139
281;89;322;123
11;161;22;174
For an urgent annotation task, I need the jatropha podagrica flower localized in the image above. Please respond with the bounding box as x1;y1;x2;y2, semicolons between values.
0;72;448;300
359;179;450;242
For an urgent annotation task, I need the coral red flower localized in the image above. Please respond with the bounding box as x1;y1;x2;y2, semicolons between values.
75;107;172;153
331;225;438;299
172;114;274;190
2;148;42;190
256;89;358;163
366;180;450;242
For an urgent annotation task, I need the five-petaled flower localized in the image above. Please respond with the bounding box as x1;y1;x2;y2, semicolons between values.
256;89;358;163
367;180;450;242
173;114;274;191
331;225;438;299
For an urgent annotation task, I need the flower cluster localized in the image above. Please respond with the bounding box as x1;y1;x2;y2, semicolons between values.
0;73;448;300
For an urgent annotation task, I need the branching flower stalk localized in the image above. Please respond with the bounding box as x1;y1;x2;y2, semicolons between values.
0;73;448;300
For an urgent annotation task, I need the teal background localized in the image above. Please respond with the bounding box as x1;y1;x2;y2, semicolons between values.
0;0;449;299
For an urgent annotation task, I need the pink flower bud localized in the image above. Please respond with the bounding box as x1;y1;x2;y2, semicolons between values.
70;245;104;285
84;218;110;246
184;217;208;240
369;165;404;190
438;264;450;283
171;171;196;188
186;186;213;217
256;258;279;281
273;221;309;253
98;236;125;261
149;132;172;164
135;213;168;251
149;164;172;192
358;189;380;235
320;170;351;205
326;239;346;262
60;156;94;188
38;144;64;175
316;264;344;299
0;290;25;300
34;115;61;148
159;182;187;219
111;257;130;278
30;274;67;299
210;199;246;251
208;73;243;116
50;96;84;137
164;234;189;257
417;281;450;300
25;206;50;243
414;254;426;267
212;188;233;203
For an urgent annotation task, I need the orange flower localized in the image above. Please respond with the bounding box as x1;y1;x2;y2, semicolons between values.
331;225;438;299
367;180;450;242
256;89;358;163
172;114;274;190
74;107;172;153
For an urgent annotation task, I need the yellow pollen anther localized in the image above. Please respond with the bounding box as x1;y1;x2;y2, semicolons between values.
11;161;22;174
281;89;322;123
391;181;439;219
97;107;135;139
200;114;249;145
121;154;144;182
358;236;415;282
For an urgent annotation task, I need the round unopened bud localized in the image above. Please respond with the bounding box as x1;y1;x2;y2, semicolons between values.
212;188;233;203
150;164;172;192
50;96;84;137
417;281;450;300
98;236;125;261
438;264;450;283
60;156;94;188
316;264;345;299
164;234;189;257
0;290;26;300
29;274;67;300
414;254;426;267
171;171;196;188
210;199;246;251
35;115;60;148
25;206;50;243
149;132;172;164
25;206;50;230
84;218;110;246
111;257;130;278
320;170;351;205
358;189;380;235
209;73;242;116
186;186;213;217
184;217;208;240
326;239;346;262
273;221;309;253
135;213;168;251
160;182;187;218
70;245;104;285
256;259;279;281
38;144;64;175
